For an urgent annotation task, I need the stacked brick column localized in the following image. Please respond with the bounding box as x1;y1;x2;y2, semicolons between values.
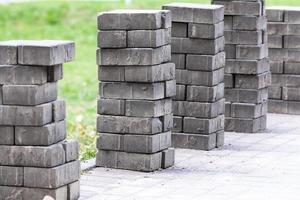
267;7;300;114
96;10;175;172
0;41;80;199
212;0;271;133
162;3;225;150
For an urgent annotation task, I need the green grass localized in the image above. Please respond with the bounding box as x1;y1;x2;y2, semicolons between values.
1;0;299;160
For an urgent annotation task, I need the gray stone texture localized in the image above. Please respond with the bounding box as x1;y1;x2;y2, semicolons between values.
0;40;79;199
166;3;225;149
267;7;300;114
212;0;269;133
96;10;175;171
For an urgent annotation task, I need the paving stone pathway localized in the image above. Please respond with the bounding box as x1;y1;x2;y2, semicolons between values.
80;113;300;200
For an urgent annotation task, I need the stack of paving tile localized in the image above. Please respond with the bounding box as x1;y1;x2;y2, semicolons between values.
162;3;225;150
212;0;271;133
0;40;80;200
267;7;300;114
96;10;175;172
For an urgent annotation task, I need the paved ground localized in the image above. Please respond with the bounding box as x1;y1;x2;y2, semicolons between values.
80;113;300;200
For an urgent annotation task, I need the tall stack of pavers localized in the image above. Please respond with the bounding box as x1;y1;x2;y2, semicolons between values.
212;0;271;133
267;7;300;114
162;3;225;150
0;40;80;199
96;10;175;172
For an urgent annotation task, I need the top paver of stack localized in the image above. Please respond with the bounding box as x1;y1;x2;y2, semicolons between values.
162;3;224;24
0;40;75;66
267;6;300;23
213;0;264;16
97;10;171;30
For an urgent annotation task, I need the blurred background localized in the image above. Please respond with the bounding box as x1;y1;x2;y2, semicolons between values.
1;0;299;160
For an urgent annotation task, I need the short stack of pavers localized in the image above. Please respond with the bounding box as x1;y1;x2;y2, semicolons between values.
212;0;271;133
0;40;80;199
267;7;300;114
162;3;225;150
96;10;175;172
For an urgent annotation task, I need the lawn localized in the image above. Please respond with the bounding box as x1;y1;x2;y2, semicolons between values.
0;0;299;160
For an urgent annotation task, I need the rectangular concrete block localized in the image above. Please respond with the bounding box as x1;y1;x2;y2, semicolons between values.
0;143;66;167
225;88;268;104
97;45;171;66
0;186;68;200
171;54;186;69
284;8;300;23
161;114;173;132
224;16;233;30
0;166;23;186
173;99;225;118
48;64;63;82
225;30;263;45
98;66;125;82
100;82;165;100
162;3;224;24
97;115;162;134
97;30;127;48
173;116;183;133
172;22;188;37
268;86;282;99
225;58;269;75
98;10;171;30
172;132;217;150
161;148;175;169
270;61;284;74
52;100;66;122
186;83;224;102
165;80;176;97
125;63;175;83
177;68;224;86
233;16;266;30
231;102;267;118
97;131;171;153
0;41;18;65
97;99;125;116
216;130;225;147
17;40;75;66
24;160;80;189
0;126;14;145
225;115;266;133
224;74;234;88
225;102;231;117
0;103;53;126
188;21;224;39
225;44;236;59
125;98;172;117
127;28;171;48
282;87;300;101
213;0;262;16
175;84;186;101
96;150;162;172
268;35;283;48
62;140;79;162
171;37;225;55
272;74;300;87
266;8;284;22
15;121;66;146
183;115;224;134
267;22;288;35
284;35;300;49
284;62;300;75
236;44;268;60
68;181;80;200
235;72;271;89
0;65;49;85
2;83;57;106
186;51;225;71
